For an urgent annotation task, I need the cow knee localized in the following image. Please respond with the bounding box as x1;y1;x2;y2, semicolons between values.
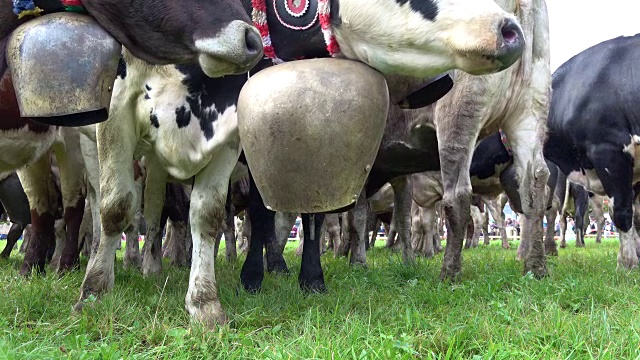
101;191;134;236
191;192;225;231
614;208;633;233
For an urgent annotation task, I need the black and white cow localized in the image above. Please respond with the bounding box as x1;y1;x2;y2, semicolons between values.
544;34;640;269
80;0;527;327
1;0;263;80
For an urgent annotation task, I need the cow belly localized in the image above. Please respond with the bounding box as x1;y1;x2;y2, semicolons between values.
470;176;502;198
0;127;57;172
567;169;605;196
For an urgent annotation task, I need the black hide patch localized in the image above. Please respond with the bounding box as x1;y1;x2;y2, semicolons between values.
175;106;191;128
150;113;159;128
469;132;512;180
395;0;438;21
174;65;247;141
116;57;126;79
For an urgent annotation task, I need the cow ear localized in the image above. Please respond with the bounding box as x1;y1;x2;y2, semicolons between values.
397;75;453;109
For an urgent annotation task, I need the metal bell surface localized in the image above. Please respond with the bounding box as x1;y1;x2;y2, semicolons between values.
238;58;389;213
6;12;121;125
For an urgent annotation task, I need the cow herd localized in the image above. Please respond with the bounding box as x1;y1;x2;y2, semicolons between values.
0;0;639;327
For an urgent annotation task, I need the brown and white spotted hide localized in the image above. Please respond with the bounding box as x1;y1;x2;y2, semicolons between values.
0;72;86;274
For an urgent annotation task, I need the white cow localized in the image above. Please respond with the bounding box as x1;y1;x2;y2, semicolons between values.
429;0;551;280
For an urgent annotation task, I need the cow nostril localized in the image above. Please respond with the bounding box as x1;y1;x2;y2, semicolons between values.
245;27;263;56
500;19;520;45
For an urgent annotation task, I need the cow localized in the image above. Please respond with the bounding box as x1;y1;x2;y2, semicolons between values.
0;0;264;270
1;0;263;81
424;0;550;280
544;34;640;269
79;0;528;327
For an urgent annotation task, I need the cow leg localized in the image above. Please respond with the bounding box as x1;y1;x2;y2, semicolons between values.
589;148;636;269
369;218;380;249
503;117;550;278
544;203;559;256
345;190;368;266
76;98;138;309
559;214;567;248
0;223;26;258
574;197;588;248
223;193;237;262
299;213;326;292
483;209;490;246
390;176;415;263
19;225;31;253
79;134;101;259
240;174;275;293
17;154;57;275
266;212;294;274
141;156;168;277
325;214;341;254
123;166;144;269
50;219;67;270
411;202;424;253
485;197;509;249
592;196;605;243
53;128;86;273
185;147;239;326
336;214;350;257
79;199;93;258
419;204;436;258
239;214;251;254
470;205;483;248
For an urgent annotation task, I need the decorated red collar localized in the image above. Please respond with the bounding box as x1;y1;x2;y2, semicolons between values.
251;0;340;64
13;0;85;19
499;129;513;156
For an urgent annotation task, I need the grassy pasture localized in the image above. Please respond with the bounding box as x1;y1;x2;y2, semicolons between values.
1;237;640;359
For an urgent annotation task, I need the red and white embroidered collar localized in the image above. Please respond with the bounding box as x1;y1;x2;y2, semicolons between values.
251;0;341;64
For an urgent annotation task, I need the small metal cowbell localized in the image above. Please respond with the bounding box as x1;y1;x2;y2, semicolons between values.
238;58;389;213
6;12;121;126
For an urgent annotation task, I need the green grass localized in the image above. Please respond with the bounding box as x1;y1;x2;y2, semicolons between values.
1;238;640;359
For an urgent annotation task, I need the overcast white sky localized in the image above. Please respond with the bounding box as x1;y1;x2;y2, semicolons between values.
547;0;640;71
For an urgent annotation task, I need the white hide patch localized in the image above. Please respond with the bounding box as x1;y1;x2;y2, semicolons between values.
334;0;517;77
113;57;240;180
0;126;58;173
567;169;605;196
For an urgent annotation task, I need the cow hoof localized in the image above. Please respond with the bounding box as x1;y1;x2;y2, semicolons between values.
186;300;228;328
123;256;142;270
141;261;162;278
266;261;290;275
349;260;368;268
616;256;639;271
19;261;45;277
299;278;327;293
240;263;264;294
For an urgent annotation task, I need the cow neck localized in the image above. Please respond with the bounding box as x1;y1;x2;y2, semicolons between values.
13;0;85;19
251;0;340;64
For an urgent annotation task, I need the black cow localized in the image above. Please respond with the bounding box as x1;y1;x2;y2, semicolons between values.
544;34;640;270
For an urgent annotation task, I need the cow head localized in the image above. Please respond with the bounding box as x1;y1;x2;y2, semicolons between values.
333;0;525;77
82;0;263;77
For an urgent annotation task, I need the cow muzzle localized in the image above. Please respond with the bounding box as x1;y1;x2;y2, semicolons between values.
493;18;524;70
195;21;263;77
6;13;121;126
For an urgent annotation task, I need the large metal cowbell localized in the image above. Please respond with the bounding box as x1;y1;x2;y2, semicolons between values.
238;58;389;213
6;12;121;126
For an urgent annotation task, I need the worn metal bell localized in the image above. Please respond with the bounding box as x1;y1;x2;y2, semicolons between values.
238;58;389;213
6;13;121;126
